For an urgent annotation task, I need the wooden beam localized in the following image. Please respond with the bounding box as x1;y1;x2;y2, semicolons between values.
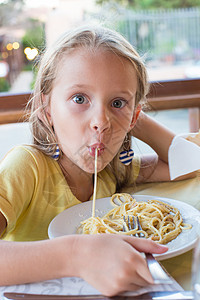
0;111;27;124
0;92;32;124
0;92;32;112
146;94;200;111
0;79;200;125
148;78;200;97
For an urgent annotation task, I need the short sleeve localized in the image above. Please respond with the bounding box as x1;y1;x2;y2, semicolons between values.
0;146;38;235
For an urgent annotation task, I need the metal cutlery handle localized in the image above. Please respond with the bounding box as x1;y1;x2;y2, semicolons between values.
145;253;172;285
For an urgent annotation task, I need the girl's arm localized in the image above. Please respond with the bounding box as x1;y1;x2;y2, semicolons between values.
0;212;167;297
132;111;195;182
132;111;174;163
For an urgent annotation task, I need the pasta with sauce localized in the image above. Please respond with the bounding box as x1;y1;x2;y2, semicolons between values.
78;193;192;244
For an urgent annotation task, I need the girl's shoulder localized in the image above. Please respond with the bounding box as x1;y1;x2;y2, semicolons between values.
1;144;41;161
0;144;54;172
14;144;47;161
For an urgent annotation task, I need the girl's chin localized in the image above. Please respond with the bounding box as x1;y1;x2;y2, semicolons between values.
82;165;105;174
81;159;109;174
67;152;111;174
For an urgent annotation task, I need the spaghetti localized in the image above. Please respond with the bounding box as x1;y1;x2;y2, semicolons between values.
92;148;98;218
78;193;192;244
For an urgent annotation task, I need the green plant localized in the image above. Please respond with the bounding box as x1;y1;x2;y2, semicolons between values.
22;63;34;71
22;18;45;52
96;0;200;9
0;78;10;92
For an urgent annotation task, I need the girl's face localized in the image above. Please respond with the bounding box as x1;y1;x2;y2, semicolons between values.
47;48;138;173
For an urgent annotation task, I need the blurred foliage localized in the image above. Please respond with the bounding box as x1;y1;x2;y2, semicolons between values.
0;0;24;26
30;66;38;90
20;17;44;89
22;18;45;52
96;0;200;9
22;63;34;71
0;78;10;92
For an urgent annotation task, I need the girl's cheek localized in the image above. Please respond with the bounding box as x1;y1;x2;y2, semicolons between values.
118;111;133;127
67;102;89;113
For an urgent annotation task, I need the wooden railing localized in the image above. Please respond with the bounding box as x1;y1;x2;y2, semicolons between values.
0;78;200;131
0;92;31;124
147;79;200;131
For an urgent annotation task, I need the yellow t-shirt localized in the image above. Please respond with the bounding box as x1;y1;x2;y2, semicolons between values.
0;145;140;241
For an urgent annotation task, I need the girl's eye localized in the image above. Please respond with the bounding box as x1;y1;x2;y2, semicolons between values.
111;99;127;109
72;94;88;104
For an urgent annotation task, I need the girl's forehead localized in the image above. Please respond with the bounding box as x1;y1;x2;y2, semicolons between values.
56;47;137;77
52;47;138;97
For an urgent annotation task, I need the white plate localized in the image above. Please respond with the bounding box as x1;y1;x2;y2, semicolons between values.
48;195;200;260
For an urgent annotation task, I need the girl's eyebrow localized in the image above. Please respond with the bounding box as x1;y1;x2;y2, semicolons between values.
118;90;136;97
67;84;93;90
66;84;136;98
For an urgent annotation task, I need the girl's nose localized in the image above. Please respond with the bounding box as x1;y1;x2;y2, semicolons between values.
90;107;111;134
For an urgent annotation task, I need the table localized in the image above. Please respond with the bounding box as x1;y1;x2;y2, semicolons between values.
0;174;200;297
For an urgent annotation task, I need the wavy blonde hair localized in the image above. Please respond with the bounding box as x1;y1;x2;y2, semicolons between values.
28;24;149;191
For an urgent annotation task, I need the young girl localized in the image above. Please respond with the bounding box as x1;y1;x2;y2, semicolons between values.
0;25;193;296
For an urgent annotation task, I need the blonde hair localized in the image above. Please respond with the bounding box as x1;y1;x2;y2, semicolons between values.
28;24;149;191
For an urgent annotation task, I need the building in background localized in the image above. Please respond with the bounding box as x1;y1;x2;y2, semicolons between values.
45;0;97;46
1;0;199;92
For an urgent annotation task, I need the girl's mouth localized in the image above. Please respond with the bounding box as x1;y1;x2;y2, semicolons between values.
88;143;105;157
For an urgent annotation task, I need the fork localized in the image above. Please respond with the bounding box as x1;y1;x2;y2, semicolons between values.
123;215;173;285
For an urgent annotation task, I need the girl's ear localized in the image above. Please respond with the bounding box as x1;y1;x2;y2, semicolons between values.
129;104;142;130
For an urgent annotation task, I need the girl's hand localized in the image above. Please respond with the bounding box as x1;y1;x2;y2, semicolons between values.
69;234;168;297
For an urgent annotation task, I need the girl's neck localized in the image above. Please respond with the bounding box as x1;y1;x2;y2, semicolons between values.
58;157;94;202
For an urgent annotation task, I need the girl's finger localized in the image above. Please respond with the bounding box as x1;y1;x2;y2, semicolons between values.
123;235;168;254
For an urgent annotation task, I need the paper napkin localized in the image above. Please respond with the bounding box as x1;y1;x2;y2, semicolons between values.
0;275;183;298
168;134;200;180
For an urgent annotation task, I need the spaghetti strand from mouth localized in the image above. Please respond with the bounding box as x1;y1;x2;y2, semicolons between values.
92;148;98;218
